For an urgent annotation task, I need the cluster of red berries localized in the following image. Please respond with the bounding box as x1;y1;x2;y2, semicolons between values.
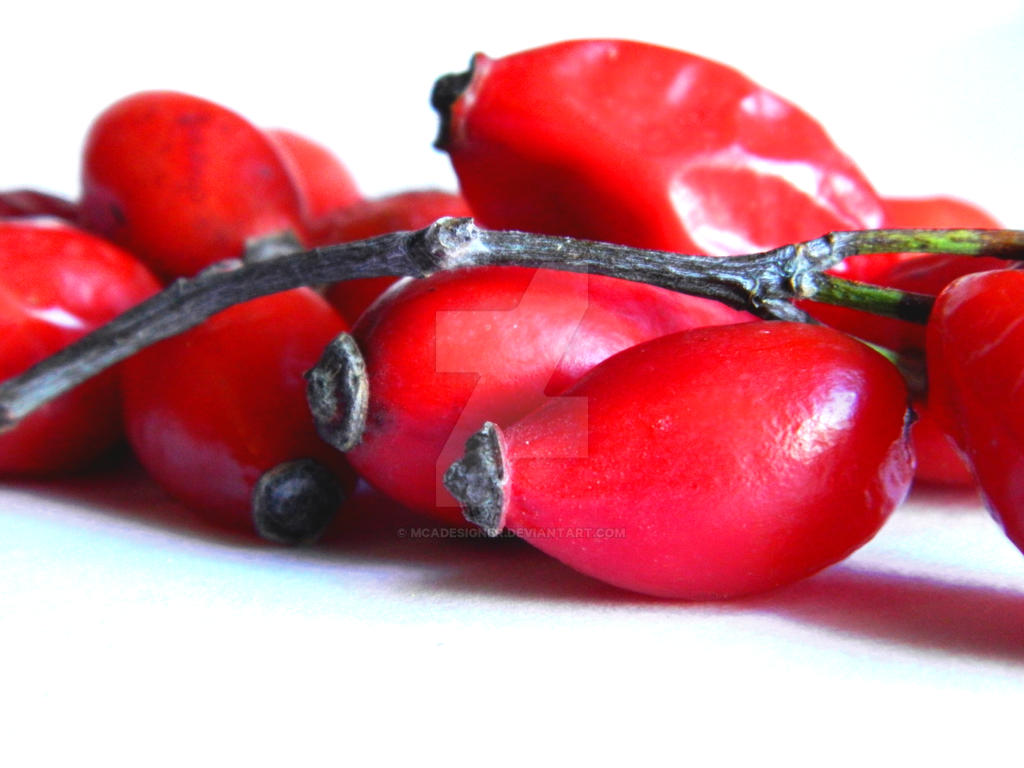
0;90;469;540
1;39;1018;600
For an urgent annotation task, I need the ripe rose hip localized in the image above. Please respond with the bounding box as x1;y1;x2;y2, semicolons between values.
910;398;974;487
121;288;354;535
447;322;913;599
927;270;1024;552
265;128;361;226
0;220;159;474
435;39;882;255
79;90;308;280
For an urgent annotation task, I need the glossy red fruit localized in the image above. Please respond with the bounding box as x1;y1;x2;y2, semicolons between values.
0;220;160;474
79;90;307;280
345;266;752;524
265;128;361;226
121;288;353;532
447;323;913;599
0;189;77;221
434;39;882;255
312;189;472;325
927;270;1024;551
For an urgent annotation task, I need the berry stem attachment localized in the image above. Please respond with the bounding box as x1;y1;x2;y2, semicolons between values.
0;220;1020;430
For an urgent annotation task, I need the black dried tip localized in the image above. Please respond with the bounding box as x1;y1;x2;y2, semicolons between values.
305;332;368;452
443;421;507;537
252;458;345;545
430;55;477;150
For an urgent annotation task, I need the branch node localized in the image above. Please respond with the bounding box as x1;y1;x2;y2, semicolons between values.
408;217;487;275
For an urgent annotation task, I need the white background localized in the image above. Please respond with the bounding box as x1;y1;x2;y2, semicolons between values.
2;1;1024;765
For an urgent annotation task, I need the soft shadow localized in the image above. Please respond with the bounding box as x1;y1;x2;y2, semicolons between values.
10;463;1024;655
908;480;983;509
5;452;258;546
319;480;651;603
5;459;620;603
752;565;1024;665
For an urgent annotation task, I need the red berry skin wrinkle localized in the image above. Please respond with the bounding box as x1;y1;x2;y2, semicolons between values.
449;323;913;600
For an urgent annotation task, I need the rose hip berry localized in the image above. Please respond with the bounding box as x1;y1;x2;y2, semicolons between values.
120;288;354;535
447;322;913;599
927;269;1024;552
434;39;882;255
265;128;361;227
810;195;1004;352
0;219;159;474
79;90;308;280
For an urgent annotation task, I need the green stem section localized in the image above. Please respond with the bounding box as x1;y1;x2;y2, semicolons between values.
829;228;1024;259
807;274;934;323
0;221;1021;430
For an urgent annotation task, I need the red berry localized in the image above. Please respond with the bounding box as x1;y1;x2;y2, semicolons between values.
884;195;1003;230
435;39;882;255
810;193;1005;352
120;288;353;533
79;90;307;280
265;128;361;226
811;253;1009;354
0;220;160;474
447;322;913;599
343;266;751;524
927;270;1024;551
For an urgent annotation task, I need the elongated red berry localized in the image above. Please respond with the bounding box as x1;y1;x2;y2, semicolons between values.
121;288;353;534
80;91;307;280
446;323;912;599
927;270;1024;552
435;39;881;255
265;128;361;226
0;220;159;474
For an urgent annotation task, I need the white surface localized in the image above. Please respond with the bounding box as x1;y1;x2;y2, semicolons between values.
3;2;1024;764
